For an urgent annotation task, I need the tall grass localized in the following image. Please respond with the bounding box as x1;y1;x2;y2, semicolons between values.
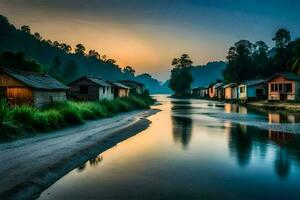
0;96;153;140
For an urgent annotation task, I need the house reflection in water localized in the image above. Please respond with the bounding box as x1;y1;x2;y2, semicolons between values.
224;103;247;114
268;130;293;179
226;120;298;179
268;112;300;124
171;101;193;149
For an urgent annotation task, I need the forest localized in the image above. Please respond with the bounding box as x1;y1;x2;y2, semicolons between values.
0;15;167;93
223;28;300;82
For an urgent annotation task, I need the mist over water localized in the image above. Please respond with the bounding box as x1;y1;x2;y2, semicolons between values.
39;95;300;200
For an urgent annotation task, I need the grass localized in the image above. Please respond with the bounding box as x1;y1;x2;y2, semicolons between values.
0;96;153;141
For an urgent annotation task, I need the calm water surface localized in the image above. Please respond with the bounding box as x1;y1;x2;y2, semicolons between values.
39;95;300;200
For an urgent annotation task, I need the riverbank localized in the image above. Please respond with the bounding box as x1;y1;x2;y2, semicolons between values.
247;100;300;112
0;96;154;142
0;109;159;200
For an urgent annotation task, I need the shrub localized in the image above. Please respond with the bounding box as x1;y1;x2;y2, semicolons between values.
0;99;10;124
55;102;84;125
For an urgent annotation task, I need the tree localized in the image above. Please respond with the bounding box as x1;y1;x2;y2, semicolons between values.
0;51;43;72
52;41;60;48
288;38;300;73
59;43;72;53
49;56;61;77
253;41;270;76
62;60;78;81
88;50;100;59
123;66;135;79
272;28;292;72
21;25;31;34
168;54;193;97
106;59;116;64
223;40;254;82
34;32;42;41
273;28;291;49
75;44;86;55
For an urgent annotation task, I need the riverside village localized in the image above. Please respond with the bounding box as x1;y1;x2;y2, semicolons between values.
1;1;300;199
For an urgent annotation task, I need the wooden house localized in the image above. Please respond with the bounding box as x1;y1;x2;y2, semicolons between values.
0;67;68;107
68;76;114;101
238;79;267;102
109;82;130;98
208;82;224;99
267;73;300;101
215;83;226;100
192;87;208;98
119;80;145;95
224;83;238;100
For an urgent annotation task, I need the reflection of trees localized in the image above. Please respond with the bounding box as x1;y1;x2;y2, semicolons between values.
228;124;252;167
275;148;290;179
77;163;86;173
171;101;193;149
89;155;103;167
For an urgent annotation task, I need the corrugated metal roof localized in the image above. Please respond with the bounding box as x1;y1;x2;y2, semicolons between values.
1;67;68;90
110;82;130;89
242;79;265;86
223;83;237;88
87;77;112;87
214;82;226;89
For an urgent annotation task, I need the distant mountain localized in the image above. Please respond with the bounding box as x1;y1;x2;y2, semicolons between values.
0;15;165;93
190;61;226;87
135;73;171;94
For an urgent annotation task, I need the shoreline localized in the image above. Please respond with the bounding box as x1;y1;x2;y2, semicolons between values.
247;101;300;112
0;109;160;200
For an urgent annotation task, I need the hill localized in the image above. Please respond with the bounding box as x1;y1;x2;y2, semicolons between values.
0;15;165;93
191;61;226;87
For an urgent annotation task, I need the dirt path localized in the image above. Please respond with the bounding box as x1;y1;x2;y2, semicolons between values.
0;109;159;200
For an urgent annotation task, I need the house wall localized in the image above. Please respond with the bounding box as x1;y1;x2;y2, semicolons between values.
268;76;297;101
209;87;215;98
119;88;129;97
33;90;66;108
232;87;238;99
69;79;100;101
6;87;33;105
0;74;25;87
99;86;114;100
238;85;247;99
225;87;232;99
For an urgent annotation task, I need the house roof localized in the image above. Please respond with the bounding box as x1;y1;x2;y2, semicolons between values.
0;67;68;90
268;73;300;81
192;86;208;91
242;79;266;87
68;76;112;87
119;80;144;87
214;82;226;89
110;82;130;89
223;83;237;88
119;80;144;88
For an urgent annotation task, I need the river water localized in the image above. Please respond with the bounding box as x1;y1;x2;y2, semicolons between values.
39;95;300;200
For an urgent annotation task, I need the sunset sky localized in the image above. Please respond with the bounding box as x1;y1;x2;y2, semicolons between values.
1;0;300;80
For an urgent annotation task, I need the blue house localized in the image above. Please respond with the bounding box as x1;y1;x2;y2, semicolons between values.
238;79;267;102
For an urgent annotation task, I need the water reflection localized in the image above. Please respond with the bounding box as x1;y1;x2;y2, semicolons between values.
268;112;300;124
171;101;193;149
77;155;103;172
226;121;298;179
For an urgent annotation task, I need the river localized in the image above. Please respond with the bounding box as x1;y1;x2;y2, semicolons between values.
38;95;300;200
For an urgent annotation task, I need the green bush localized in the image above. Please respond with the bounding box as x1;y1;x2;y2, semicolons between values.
1;96;152;140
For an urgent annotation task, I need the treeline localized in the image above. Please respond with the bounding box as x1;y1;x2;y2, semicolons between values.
0;15;136;83
223;28;300;82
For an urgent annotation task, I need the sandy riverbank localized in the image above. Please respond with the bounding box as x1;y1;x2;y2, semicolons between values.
248;101;300;112
0;109;160;200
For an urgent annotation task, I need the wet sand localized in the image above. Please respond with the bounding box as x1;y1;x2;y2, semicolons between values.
0;109;159;200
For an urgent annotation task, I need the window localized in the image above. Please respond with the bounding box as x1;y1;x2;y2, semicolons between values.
285;83;292;93
240;86;245;93
80;86;88;94
103;87;105;93
271;84;275;92
111;87;113;93
274;84;278;92
279;84;283;92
